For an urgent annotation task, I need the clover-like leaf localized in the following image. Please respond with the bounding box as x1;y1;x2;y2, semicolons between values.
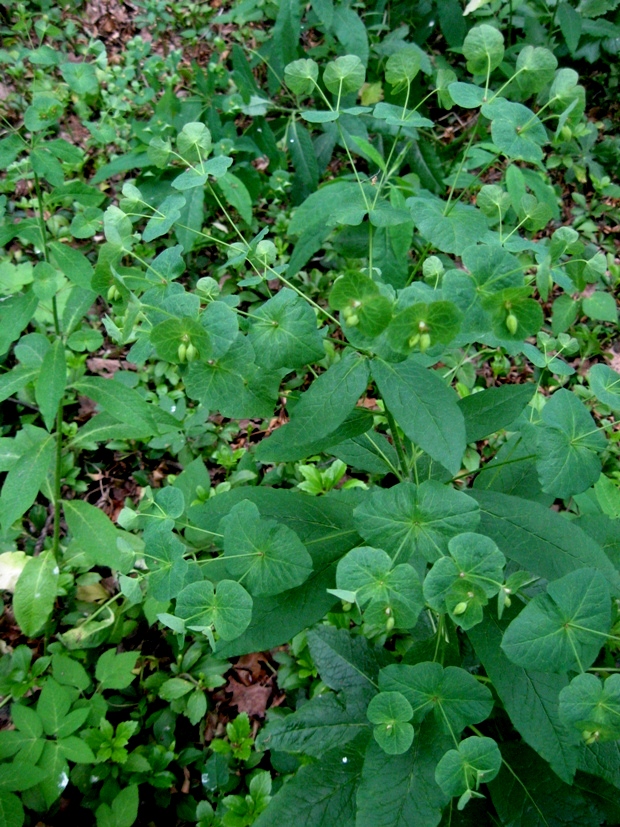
379;662;494;735
515;45;558;95
329;272;392;337
385;48;422;88
559;673;620;743
284;58;319;96
463;24;505;75
482;99;547;164
423;533;506;629
501;568;611;672
589;364;620;411
367;691;414;755
143;194;186;242
175;579;252;641
150;317;211;364
144;523;188;602
177;122;212;161
336;546;424;630
435;736;502;806
323;55;365;96
219;500;313;596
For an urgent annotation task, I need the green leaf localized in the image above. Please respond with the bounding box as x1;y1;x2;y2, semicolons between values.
248;288;324;370
159;677;195;701
501;568;611;672
95;649;139;690
423;533;506;630
330;273;393;338
560;673;620;742
11;704;43;739
57;735;96;763
0;291;39;356
34;339;66;431
49;240;94;290
367;691;414;755
482;99;547;164
96;784;139;827
385;48;422;86
37;678;72;736
307;625;381;695
60;61;99;94
256;692;369;757
589;364;620;411
0;792;24;827
52;653;91;691
407;195;488;255
352;481;477;564
371;357;466;475
103;205;134;252
0;366;38;404
216;172;252;225
150;316;210;364
63;499;124;570
463;25;504;74
323;55;365;95
356;722;450;827
515;45;558;94
284;58;319;95
256;352;369;462
470;489;620;590
144;523;188;601
0;762;50;792
143;194;186;242
73;376;165;434
458;384;535;442
448;82;487;108
336;546;423;629
583;291;618;323
468;611;578;783
220;500;313;596
175;580;253;640
254;735;366;827
558;1;582;53
188;489;359;657
288;120;318;203
176;122;212;160
435;736;501;800
23;94;64;131
56;707;90;738
380;662;494;734
12;550;58;637
536;389;606;498
387;301;462;353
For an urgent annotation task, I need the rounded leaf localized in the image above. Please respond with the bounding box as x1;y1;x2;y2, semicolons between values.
285;59;319;95
435;736;501;798
367;691;414;755
559;673;620;742
175;579;252;641
323;55;365;96
463;25;505;75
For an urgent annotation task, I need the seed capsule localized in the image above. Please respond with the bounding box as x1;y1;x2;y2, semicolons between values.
346;313;360;327
505;313;518;335
452;602;468;616
178;343;187;363
185;343;198;362
419;333;431;352
386;616;395;632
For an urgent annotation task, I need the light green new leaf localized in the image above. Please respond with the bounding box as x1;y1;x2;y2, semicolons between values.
175;579;252;640
0;434;54;535
248;288;324;370
435;736;501;802
372;358;466;475
329;273;393;338
367;691;414;755
463;24;504;75
12;551;58;637
220;500;313;596
589;364;620;411
256;351;369;462
536;389;606;498
559;673;620;742
336;546;423;629
379;662;494;735
583;291;618;323
501;568;611;672
95;649;139;690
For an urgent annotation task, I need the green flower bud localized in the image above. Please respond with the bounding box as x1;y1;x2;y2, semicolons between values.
185;343;198;362
452;601;468;616
419;333;432;352
346;313;360;327
386;616;395;632
178;343;187;363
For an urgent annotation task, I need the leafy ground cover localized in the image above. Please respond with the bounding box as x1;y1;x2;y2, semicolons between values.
1;0;620;825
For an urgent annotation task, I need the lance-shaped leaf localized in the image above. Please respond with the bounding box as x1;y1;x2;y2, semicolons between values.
220;499;313;596
536;389;606;498
501;568;611;672
336;546;423;630
435;736;502;806
248;287;324;370
354;481;480;564
367;691;414;755
0;433;54;535
559;673;620;743
12;550;58;637
255;351;369;462
423;533;506;630
175;579;252;641
379;662;494;735
34;339;66;431
372;357;466;475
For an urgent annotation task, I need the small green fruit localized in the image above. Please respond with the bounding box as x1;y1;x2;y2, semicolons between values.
419;333;431;352
186;343;198;362
178;343;187;363
386;616;395;632
452;602;468;616
505;313;518;335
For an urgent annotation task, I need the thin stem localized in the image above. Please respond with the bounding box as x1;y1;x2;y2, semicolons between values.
51;404;64;561
385;408;409;481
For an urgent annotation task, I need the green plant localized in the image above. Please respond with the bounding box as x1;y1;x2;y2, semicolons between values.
1;2;620;826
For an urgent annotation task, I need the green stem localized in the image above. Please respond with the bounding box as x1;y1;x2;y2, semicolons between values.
51;401;64;562
385;408;409;481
